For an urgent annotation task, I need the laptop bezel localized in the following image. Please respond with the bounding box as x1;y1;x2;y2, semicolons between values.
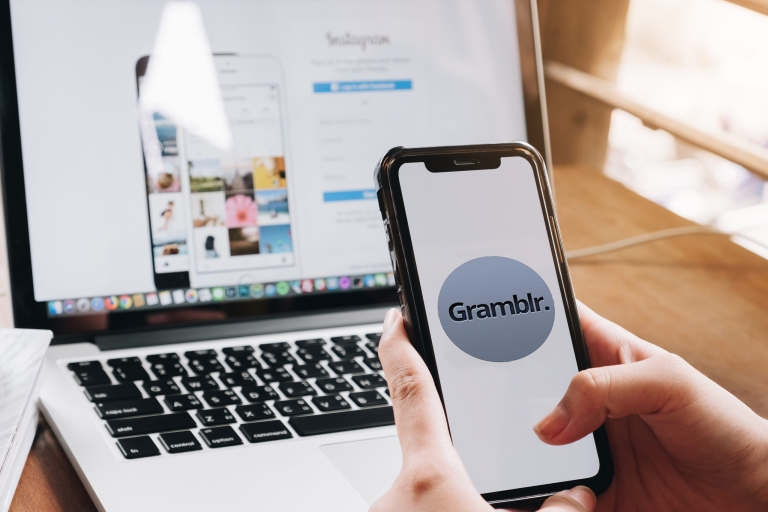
0;0;550;343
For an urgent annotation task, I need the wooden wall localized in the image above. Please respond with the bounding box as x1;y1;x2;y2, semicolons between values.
538;0;632;170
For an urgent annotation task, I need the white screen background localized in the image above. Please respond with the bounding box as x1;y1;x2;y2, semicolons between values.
10;0;527;301
399;159;599;494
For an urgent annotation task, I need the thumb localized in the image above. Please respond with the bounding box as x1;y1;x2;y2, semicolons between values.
537;487;596;511
378;308;453;461
534;353;698;445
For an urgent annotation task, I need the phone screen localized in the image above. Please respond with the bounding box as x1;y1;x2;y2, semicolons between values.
138;91;191;277
182;56;295;289
398;157;600;495
138;55;294;289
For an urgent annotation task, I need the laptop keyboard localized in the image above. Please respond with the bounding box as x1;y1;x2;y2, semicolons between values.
66;332;392;460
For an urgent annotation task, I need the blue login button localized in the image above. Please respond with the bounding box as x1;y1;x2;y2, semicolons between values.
323;189;377;202
313;80;413;93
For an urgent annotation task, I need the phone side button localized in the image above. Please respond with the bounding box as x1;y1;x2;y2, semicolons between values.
377;189;387;220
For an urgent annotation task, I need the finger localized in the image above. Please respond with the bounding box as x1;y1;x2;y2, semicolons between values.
576;301;665;367
538;486;596;511
534;353;699;444
378;308;454;459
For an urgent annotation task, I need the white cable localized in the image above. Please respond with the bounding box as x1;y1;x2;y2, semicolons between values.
565;225;768;260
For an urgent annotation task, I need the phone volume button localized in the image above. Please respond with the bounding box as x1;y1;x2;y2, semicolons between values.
384;220;394;249
376;189;387;220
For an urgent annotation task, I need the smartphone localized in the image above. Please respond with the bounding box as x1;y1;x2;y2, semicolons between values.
374;142;613;507
181;55;295;289
136;54;294;290
136;55;191;290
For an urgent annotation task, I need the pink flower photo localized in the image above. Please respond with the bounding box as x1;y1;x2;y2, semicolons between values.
225;194;258;227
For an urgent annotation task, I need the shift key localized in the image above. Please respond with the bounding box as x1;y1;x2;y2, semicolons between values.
84;383;142;403
106;412;196;438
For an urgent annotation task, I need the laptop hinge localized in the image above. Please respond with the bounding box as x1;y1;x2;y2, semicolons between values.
94;305;393;351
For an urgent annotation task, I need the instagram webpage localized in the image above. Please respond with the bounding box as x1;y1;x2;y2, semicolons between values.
11;0;528;302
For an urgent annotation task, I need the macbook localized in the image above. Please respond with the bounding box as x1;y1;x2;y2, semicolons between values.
0;0;550;510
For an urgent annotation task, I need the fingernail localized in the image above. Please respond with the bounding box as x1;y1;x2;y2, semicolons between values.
533;403;569;440
383;308;399;331
559;486;596;510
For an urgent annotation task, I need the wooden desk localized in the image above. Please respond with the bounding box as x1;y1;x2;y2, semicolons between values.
9;167;768;511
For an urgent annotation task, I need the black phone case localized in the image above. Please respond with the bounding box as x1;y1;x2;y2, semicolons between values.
373;142;613;507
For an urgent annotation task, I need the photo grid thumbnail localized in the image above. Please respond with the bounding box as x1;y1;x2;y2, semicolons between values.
146;113;188;259
190;156;292;260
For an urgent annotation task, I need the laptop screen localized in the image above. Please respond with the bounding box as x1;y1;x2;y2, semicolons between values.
4;0;540;334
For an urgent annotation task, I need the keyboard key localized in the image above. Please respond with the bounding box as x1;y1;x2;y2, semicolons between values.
84;383;142;402
315;377;353;394
116;436;160;459
240;420;293;443
279;381;317;398
95;398;163;419
187;357;224;375
202;389;241;407
149;362;186;378
196;407;237;426
258;342;290;352
365;332;382;343
331;345;365;360
67;360;103;371
240;385;279;403
365;342;379;355
159;431;202;454
362;358;382;372
329;361;365;375
73;369;111;386
106;412;196;437
164;394;202;411
224;354;261;370
112;365;150;383
185;350;223;374
222;346;255;358
199;426;242;448
349;391;388;408
145;353;180;364
256;367;292;383
273;399;313;417
352;374;387;390
260;351;297;367
292;363;329;380
181;375;219;392
331;335;361;345
184;349;218;358
219;371;257;388
143;379;181;397
296;348;331;363
295;338;326;348
289;407;394;437
107;357;142;367
235;403;275;422
311;394;351;412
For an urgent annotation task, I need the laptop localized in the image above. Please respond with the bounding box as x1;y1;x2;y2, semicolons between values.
0;0;550;510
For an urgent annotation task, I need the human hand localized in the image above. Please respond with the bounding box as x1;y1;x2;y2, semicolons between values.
371;308;597;512
534;302;768;511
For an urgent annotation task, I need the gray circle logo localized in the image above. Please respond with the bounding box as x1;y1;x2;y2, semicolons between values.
437;256;555;362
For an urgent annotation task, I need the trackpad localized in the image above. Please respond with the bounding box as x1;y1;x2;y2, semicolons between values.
321;436;402;505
